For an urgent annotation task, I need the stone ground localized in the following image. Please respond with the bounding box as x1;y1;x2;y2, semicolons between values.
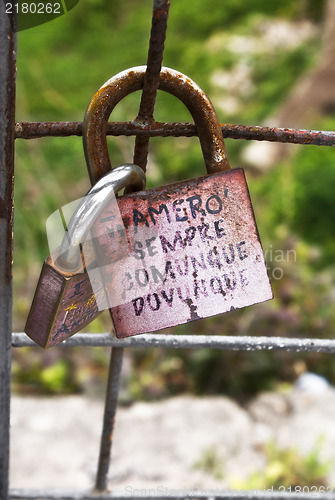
9;376;335;493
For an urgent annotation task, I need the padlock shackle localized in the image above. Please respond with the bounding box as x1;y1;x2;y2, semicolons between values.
56;164;146;272
83;66;230;185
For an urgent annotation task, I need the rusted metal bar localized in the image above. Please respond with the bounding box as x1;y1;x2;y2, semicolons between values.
82;102;127;491
221;124;335;145
95;347;124;492
133;0;170;170
12;332;335;354
15;121;84;138
137;0;170;123
15;121;335;146
0;5;16;500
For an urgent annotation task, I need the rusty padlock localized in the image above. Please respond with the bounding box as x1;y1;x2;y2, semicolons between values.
25;164;146;348
81;66;273;338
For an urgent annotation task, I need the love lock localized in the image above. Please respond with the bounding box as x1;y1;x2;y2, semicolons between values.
83;66;273;338
25;66;272;347
25;164;145;348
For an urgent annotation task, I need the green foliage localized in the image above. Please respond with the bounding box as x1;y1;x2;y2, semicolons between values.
246;46;318;122
292;144;335;264
192;438;332;489
39;360;71;393
169;0;324;41
193;446;224;480
250;131;335;266
12;348;79;394
231;438;332;490
190;437;331;489
128;349;187;400
12;344;110;395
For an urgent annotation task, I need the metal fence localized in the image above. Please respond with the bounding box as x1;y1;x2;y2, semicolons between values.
2;2;335;500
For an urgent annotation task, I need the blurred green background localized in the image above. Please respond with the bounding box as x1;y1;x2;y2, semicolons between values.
12;0;335;400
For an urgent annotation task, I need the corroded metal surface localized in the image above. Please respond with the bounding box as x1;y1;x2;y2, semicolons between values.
83;66;230;186
24;258;100;348
136;0;170;120
219;124;335;145
0;6;16;500
16;120;335;146
92;168;272;338
95;347;124;492
133;0;170;171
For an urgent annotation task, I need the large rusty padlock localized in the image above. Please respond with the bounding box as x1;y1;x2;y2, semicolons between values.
25;164;145;348
82;66;273;338
25;65;273;346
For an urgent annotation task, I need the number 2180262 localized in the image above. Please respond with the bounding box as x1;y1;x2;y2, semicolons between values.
5;2;62;14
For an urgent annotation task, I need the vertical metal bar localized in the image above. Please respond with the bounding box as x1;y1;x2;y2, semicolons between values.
133;0;170;171
0;4;16;500
93;3;169;485
95;347;124;492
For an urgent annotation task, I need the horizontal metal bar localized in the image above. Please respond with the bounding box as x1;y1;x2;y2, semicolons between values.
9;489;335;500
11;332;335;353
15;121;335;146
